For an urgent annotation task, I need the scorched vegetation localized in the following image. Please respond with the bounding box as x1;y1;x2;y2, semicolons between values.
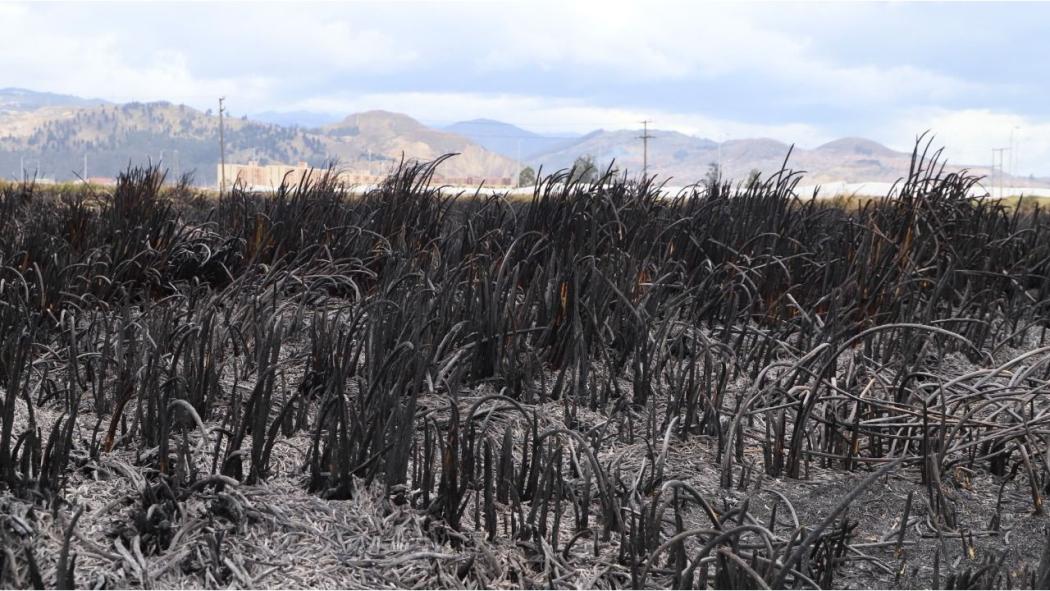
3;142;1050;589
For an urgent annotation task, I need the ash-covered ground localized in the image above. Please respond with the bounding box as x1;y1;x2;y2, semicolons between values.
4;158;1050;589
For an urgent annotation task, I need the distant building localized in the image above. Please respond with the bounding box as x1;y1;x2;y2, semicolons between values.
218;161;514;192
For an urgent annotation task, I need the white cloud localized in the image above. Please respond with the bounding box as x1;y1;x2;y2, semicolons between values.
0;2;981;113
184;6;420;76
0;6;269;110
0;3;417;112
0;1;1043;176
466;1;982;106
882;108;1050;177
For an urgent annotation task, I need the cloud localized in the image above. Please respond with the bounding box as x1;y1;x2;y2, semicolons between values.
0;3;416;112
175;6;420;77
0;5;269;110
0;2;983;113
0;2;1045;175
466;1;983;107
883;108;1050;177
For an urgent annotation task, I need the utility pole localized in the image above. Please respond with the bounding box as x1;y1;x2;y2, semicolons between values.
1009;128;1016;177
515;139;521;188
1010;125;1021;180
83;153;88;183
718;133;724;178
992;147;1010;198
639;120;653;178
218;97;227;195
991;149;997;197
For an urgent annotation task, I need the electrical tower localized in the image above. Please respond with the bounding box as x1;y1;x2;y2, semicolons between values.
639;120;653;178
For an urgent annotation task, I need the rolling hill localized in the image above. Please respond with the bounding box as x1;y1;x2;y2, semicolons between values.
320;111;517;179
0;101;325;184
0;88;1044;189
526;130;1046;187
0;99;517;184
443;119;577;160
0;87;109;112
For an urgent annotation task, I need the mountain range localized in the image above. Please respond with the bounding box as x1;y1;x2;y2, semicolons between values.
528;130;931;186
0;90;517;184
0;87;109;112
442;119;579;161
0;88;1041;188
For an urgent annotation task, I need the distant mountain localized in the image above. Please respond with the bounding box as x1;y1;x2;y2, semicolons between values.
320;111;517;179
0;88;109;112
250;110;341;129
443;119;577;160
814;137;901;159
0;97;516;184
0;101;327;184
527;128;1048;187
2;87;1044;189
528;129;720;178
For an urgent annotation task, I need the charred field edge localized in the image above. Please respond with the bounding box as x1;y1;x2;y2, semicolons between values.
3;139;1050;589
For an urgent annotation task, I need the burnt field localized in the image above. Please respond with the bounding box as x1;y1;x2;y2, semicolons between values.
3;145;1050;589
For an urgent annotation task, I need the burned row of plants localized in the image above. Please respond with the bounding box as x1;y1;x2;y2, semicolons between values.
3;142;1050;588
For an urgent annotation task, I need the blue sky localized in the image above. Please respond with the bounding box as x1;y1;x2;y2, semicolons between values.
1;1;1047;174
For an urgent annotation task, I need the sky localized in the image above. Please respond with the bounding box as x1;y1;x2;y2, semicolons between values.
1;1;1047;175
